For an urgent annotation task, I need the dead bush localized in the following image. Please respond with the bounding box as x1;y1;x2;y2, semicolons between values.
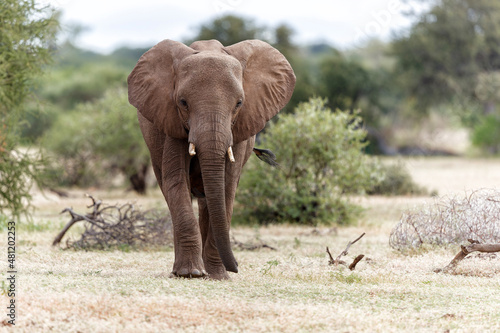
53;195;173;250
390;189;500;250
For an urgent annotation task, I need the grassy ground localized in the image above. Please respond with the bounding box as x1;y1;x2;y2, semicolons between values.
2;157;500;332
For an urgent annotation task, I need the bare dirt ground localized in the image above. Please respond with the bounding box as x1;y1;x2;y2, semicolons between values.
2;157;500;332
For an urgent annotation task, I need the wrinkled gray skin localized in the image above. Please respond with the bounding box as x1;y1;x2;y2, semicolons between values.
128;39;295;279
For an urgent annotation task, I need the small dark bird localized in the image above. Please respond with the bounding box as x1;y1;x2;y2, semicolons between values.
253;148;280;168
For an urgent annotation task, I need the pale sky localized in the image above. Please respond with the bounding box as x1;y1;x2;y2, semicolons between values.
43;0;424;54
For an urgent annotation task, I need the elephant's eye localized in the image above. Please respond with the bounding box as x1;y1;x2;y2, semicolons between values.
180;99;188;108
236;100;242;108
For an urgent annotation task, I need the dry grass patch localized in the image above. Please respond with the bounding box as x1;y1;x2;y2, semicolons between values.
14;218;500;332
9;224;500;332
7;159;500;332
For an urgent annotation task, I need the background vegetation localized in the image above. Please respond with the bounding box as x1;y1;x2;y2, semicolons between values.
42;88;150;192
5;0;500;223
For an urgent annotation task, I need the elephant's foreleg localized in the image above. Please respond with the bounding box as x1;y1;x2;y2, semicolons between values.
162;136;207;278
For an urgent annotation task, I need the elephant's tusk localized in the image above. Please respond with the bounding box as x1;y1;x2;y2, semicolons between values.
227;146;236;163
189;143;196;156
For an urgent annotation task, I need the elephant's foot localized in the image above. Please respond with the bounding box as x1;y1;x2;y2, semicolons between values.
169;268;208;279
171;254;208;278
204;256;230;280
205;264;230;280
207;270;230;280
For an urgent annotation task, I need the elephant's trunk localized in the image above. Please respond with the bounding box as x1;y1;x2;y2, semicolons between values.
189;112;238;273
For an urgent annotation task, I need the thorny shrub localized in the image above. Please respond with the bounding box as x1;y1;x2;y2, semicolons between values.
390;189;500;250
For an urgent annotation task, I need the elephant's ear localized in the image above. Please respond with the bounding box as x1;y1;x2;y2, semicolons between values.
225;40;296;143
128;40;195;138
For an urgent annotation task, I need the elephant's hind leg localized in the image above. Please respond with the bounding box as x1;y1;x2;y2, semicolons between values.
198;198;230;280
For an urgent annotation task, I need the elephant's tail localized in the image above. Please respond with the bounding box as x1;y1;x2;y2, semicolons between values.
253;148;280;168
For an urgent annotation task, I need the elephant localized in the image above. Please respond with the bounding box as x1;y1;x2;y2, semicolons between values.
127;39;295;280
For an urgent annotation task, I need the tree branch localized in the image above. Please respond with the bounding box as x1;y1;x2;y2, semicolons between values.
349;254;365;270
435;240;500;273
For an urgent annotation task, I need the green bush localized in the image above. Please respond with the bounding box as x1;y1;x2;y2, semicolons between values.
18;101;60;144
471;114;500;154
369;162;427;196
43;108;100;187
235;98;381;226
43;88;150;192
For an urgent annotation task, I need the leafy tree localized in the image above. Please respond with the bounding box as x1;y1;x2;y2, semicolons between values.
40;63;129;109
44;89;150;193
20;41;137;142
283;56;316;114
392;0;500;113
235;98;380;226
471;114;500;153
392;0;500;154
471;71;500;153
317;50;389;154
318;52;377;112
19;42;132;143
270;24;316;114
43;109;97;187
272;24;297;58
0;0;58;218
18;100;60;143
187;15;265;46
19;63;129;144
110;46;151;69
54;40;106;68
87;89;150;194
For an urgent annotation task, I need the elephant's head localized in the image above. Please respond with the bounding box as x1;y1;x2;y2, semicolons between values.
128;39;295;273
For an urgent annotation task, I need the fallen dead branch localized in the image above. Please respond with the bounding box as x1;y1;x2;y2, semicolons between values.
53;194;173;250
435;239;500;273
348;254;365;270
327;232;366;270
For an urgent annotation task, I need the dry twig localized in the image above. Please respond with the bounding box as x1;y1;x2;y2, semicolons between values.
327;232;366;270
